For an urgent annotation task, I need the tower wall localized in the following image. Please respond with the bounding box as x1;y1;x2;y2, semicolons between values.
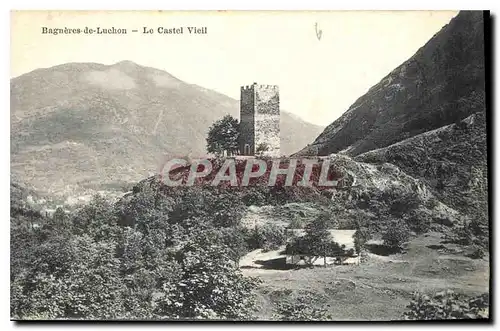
239;83;280;156
254;85;280;156
239;85;255;155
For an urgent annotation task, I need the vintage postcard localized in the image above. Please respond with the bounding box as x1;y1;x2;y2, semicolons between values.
10;10;490;321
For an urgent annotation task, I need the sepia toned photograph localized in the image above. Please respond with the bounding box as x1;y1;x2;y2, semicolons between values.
10;10;490;321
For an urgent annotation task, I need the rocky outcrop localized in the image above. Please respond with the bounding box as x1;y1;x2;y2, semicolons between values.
294;11;488;222
356;111;488;222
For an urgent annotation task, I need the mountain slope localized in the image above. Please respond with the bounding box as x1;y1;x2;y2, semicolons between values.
11;61;323;195
356;111;488;222
293;11;488;221
296;11;485;157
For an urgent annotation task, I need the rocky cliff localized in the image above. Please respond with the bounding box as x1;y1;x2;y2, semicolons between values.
296;11;485;157
295;11;488;221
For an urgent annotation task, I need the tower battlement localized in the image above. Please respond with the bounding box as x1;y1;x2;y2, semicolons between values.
240;83;278;91
258;84;278;90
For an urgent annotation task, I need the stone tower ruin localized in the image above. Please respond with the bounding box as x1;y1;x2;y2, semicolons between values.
239;82;280;157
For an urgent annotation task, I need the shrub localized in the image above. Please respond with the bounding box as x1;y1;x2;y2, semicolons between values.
388;191;423;217
453;221;475;245
286;216;352;260
246;223;286;251
288;217;304;229
167;188;246;228
468;219;489;250
241;188;268;206
403;290;489;320
273;294;332;321
336;218;357;230
448;218;489;250
469;218;487;237
209;192;246;228
382;222;410;249
425;198;440;209
404;211;432;234
467;246;485;260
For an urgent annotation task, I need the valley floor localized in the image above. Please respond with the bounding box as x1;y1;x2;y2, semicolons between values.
240;232;490;321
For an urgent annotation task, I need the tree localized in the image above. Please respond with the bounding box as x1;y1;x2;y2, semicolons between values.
206;115;240;156
287;213;346;266
71;194;121;242
11;234;126;320
303;216;332;258
153;235;260;320
353;227;371;255
12;177;268;320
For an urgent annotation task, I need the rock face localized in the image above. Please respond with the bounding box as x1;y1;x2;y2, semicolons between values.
296;11;485;157
356;111;488;222
11;62;322;195
294;11;488;221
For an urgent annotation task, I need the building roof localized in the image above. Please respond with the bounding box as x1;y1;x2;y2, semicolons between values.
286;229;357;251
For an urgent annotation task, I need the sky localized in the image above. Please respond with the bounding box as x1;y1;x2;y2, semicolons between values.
11;10;459;126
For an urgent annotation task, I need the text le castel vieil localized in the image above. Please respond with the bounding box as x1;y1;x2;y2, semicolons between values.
143;26;208;34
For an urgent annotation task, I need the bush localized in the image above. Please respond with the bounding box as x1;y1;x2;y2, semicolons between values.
467;246;485;260
382;222;410;249
246;223;286;251
404;211;432;234
273;294;332;321
403;290;489;320
209;192;246;228
448;218;489;250
388;191;423;217
241;188;268;206
288;217;304;229
468;219;489;250
286;215;354;260
425;198;440;209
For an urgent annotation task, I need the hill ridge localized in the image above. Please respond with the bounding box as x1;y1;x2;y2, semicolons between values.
11;61;323;196
296;11;485;157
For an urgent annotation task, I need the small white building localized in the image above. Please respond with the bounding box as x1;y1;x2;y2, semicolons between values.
285;229;360;266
